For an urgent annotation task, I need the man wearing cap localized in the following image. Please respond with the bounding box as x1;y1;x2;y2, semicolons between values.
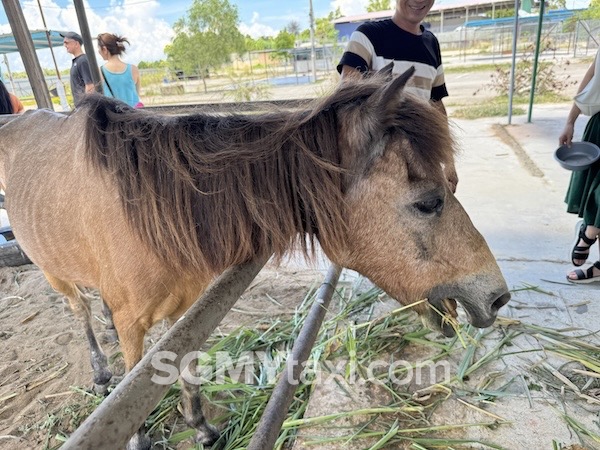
61;31;94;107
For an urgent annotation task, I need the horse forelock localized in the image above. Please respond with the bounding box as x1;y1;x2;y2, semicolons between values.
81;94;350;274
391;95;456;181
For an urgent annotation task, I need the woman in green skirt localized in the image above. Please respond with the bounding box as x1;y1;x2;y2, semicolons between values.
560;52;600;283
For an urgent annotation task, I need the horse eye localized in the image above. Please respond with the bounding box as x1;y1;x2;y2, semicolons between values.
413;197;444;215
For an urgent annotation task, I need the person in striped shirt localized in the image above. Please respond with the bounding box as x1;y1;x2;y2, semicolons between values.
337;0;457;192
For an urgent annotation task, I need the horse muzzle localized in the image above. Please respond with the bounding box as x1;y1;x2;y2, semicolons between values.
424;274;511;337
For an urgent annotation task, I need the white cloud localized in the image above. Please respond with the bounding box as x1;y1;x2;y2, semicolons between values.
331;0;370;16
5;0;173;72
239;12;278;38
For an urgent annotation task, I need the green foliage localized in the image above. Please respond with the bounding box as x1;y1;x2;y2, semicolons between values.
165;0;245;79
138;60;168;69
245;36;275;51
451;101;526;119
487;8;515;19
547;0;566;8
275;30;295;50
577;2;600;20
367;0;392;12
314;9;341;44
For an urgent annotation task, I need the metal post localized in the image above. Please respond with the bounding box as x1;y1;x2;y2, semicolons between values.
36;0;69;111
247;263;342;450
508;0;520;125
73;0;102;92
3;54;15;94
62;256;268;450
1;0;53;109
527;0;545;123
309;0;318;82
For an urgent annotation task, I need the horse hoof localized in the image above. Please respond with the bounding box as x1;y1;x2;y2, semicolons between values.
196;423;220;446
93;382;110;396
92;368;113;394
126;432;152;450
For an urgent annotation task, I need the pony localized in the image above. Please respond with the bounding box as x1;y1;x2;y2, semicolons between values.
0;67;510;449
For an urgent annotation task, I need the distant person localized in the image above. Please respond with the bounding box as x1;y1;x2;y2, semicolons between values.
0;80;23;114
337;0;458;192
559;49;600;283
61;31;94;107
97;33;142;108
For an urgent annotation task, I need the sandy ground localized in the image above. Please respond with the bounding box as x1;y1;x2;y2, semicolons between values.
0;264;330;448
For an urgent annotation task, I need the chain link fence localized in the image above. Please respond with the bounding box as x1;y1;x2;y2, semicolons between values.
436;18;600;63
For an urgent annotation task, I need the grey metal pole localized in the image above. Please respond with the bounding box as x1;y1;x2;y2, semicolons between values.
309;0;318;82
73;0;102;91
527;0;545;123
508;0;520;125
247;263;342;450
62;256;268;450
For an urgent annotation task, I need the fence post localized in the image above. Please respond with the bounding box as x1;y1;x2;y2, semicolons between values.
247;263;342;450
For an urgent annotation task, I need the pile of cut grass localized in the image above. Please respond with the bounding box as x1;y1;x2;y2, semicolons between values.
27;280;600;450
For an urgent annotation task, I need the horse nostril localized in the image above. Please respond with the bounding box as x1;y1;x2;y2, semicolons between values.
492;292;511;313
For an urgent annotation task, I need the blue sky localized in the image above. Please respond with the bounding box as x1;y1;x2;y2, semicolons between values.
0;0;369;71
0;0;590;71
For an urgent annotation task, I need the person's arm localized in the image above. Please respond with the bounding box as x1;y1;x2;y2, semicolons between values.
80;57;96;95
559;56;596;147
340;64;363;80
132;64;141;94
9;93;23;114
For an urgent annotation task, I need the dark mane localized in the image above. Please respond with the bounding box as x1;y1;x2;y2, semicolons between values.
81;75;454;273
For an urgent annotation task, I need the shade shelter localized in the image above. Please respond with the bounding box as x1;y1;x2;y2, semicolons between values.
0;29;71;110
0;29;64;53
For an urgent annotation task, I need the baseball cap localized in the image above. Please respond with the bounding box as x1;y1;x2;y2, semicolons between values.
60;31;83;44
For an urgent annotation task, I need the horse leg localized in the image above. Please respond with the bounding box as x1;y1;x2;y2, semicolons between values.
110;307;152;450
179;360;220;446
44;273;113;393
100;298;119;343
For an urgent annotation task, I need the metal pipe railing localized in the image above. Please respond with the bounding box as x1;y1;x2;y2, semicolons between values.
61;256;269;450
247;263;342;450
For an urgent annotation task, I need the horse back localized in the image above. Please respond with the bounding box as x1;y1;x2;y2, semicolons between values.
0;109;129;284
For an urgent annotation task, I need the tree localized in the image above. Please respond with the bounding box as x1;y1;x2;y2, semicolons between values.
314;9;342;44
286;21;301;37
578;0;600;19
165;0;245;92
275;30;295;50
367;0;392;12
245;36;275;52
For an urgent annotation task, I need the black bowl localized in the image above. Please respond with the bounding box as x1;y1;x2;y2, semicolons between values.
554;141;600;171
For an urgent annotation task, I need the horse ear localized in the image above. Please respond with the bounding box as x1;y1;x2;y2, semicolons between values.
367;66;416;121
378;62;395;79
380;66;415;103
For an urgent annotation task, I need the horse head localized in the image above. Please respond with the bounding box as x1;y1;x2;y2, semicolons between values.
325;68;510;336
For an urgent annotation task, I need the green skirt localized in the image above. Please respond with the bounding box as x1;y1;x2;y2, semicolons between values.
565;113;600;227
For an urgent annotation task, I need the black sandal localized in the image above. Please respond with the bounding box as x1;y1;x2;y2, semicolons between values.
571;222;597;266
567;261;600;284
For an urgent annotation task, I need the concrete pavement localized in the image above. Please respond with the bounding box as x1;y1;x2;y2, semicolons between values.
454;104;599;332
